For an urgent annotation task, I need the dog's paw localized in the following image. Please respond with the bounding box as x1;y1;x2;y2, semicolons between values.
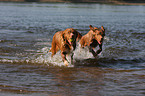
94;55;99;59
64;61;69;66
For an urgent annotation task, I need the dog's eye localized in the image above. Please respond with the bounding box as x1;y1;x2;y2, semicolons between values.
98;33;102;35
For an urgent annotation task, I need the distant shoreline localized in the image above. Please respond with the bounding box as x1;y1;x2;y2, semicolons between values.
0;0;145;5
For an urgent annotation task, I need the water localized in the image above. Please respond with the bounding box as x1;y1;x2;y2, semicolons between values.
0;2;145;96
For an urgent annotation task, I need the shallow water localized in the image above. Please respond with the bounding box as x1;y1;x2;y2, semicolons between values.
0;2;145;96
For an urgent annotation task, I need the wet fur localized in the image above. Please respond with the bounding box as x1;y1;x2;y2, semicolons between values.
80;25;105;57
49;28;82;66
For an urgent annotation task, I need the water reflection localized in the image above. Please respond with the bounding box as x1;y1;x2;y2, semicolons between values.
48;67;104;95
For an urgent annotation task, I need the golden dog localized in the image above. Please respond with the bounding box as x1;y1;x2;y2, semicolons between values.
80;25;105;57
49;28;82;66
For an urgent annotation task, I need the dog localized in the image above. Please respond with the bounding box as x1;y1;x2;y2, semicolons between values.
49;28;82;66
80;25;105;58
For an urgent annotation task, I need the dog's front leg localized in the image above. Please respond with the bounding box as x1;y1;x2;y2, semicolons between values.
71;53;74;65
96;44;102;55
61;52;69;66
89;47;97;57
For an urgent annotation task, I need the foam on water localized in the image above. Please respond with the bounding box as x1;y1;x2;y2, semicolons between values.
33;43;94;67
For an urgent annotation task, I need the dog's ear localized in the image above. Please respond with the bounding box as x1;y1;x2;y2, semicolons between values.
61;30;67;41
89;25;94;30
101;26;105;36
61;32;65;40
101;26;105;32
75;31;82;41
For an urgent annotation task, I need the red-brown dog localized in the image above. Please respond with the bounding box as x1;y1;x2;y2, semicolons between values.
80;25;105;57
49;28;82;66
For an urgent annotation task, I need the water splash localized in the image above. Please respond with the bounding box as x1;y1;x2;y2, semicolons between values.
33;44;94;67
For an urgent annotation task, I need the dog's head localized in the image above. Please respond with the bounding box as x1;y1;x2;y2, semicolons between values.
89;25;105;45
62;28;81;45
